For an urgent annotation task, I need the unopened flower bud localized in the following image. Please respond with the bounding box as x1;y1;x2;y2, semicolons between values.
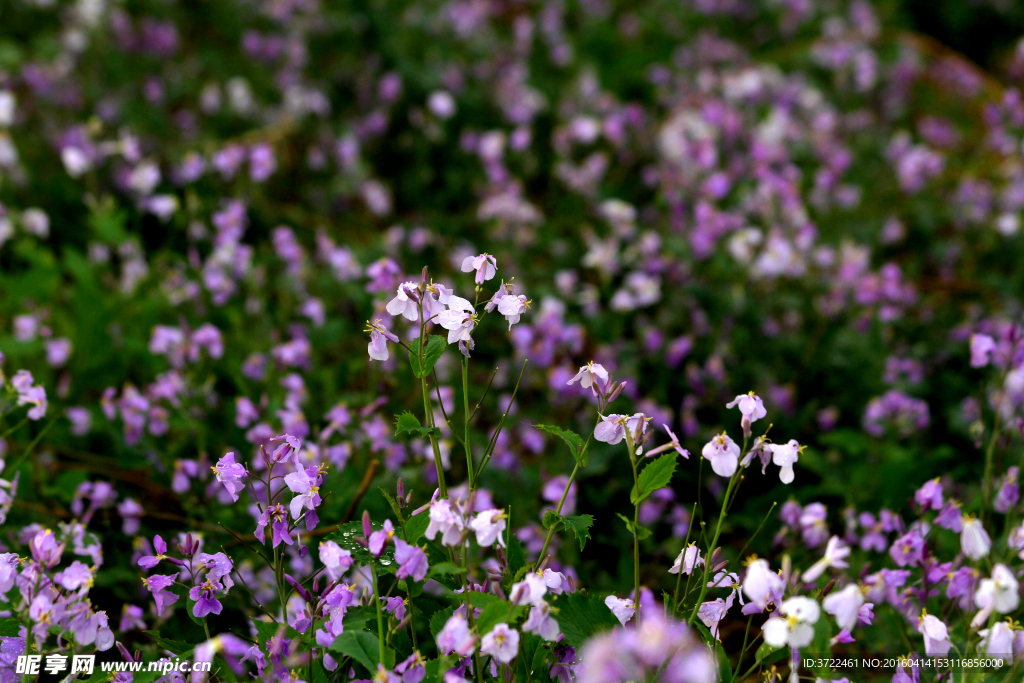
312;577;320;594
606;381;627;403
299;544;309;558
397;479;406;506
822;579;836;597
362;510;372;538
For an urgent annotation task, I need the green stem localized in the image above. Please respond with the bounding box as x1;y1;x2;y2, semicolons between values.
982;413;1001;524
688;470;741;626
625;430;641;625
421;371;448;499
463;355;473;490
370;561;386;665
672;502;698;616
533;435;591;570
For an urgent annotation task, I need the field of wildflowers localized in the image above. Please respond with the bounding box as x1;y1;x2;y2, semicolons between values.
3;0;1024;681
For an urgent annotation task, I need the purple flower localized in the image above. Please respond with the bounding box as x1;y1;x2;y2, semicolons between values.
383;596;407;621
914;478;943;511
395;651;427;683
319;540;353;581
366;319;400;361
212;452;247;502
970;333;996;367
480;623;519;663
523;602;560;641
189;580;224;617
888;528;925;567
394;539;429;582
369;519;396;556
55;560;94;590
436;614;477;655
142;574;179;615
934;500;963;531
256;504;293;547
461;253;497;284
284;466;323;522
119;604;146;631
138;534;176;569
804;536;850;582
994;468;1020;514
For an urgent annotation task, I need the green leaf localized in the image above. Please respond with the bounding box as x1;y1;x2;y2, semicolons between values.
430;606;457;638
631;452;677;504
405;511;430;544
468;592;502;609
550;593;619;646
755;642;786;666
0;618;21;637
327;521;396;567
185;598;205;626
394;411;442;439
425;655;456;683
143;629;192;655
409;335;447;378
505;537;527;589
541;509;562;530
330;631;380;673
561;514;595;551
517;634;544;683
340;606;376;633
428;562;466;579
534;424;586;466
615;512;652;540
474;599;526;636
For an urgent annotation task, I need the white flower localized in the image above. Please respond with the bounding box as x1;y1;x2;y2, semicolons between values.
742;558;784;610
975;563;1019;614
385;282;420;321
669;544;703;576
702;433;740;477
802;536;850;583
822;584;864;631
960;516;991;560
761;597;820;649
468;509;507;548
917;613;952;657
461;253;497;284
604;595;635;625
567;362;609;390
767;439;801;484
480;623;519;664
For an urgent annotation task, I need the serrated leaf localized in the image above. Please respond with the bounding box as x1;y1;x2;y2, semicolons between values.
428;562;466;579
468;592;502;609
341;606;376;633
430;606;457;638
425;655;456;683
474;599;525;636
615;512;652;540
631;452;677;505
550;593;619;646
534;424;586;466
326;521;396;567
330;631;380;673
409;335;447;378
517;634;544;683
405;511;430;544
394;411;442;439
143;629;192;655
755;641;786;665
505;537;527;588
541;509;562;530
0;618;21;637
561;514;594;551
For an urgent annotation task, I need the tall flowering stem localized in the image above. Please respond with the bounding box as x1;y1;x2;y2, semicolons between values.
625;428;643;625
463;355;474;490
419;299;448;499
687;435;748;626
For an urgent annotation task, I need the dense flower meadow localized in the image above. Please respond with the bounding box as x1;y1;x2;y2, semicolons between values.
4;0;1024;681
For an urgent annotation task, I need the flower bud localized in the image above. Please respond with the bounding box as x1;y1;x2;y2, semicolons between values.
362;510;373;538
299;544;309;558
822;579;836;597
397;479;406;506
